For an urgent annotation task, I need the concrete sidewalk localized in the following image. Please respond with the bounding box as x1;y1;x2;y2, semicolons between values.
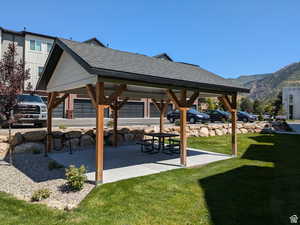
49;145;232;184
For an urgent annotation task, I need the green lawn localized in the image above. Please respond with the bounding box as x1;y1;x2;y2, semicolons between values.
1;133;299;225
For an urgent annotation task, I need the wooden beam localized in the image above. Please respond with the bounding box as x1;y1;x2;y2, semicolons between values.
166;89;180;109
47;92;57;110
179;107;188;166
46;93;53;154
86;84;97;108
95;104;105;184
105;84;127;105
51;93;69;109
218;95;232;112
96;82;105;105
187;91;200;106
231;93;237;156
180;89;187;106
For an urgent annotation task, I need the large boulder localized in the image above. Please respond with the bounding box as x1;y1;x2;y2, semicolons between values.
0;143;9;159
199;127;209;137
23;130;46;142
64;131;82;139
14;142;44;153
11;132;24;146
240;128;248;134
209;130;216;136
64;138;80;149
80;134;95;147
215;129;224;136
85;129;95;138
52;131;64;138
108;134;124;145
52;138;63;150
0;135;8;143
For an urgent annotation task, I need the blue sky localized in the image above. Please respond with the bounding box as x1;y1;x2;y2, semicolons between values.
1;0;299;78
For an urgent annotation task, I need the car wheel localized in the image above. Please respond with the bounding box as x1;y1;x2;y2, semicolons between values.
189;117;196;124
243;118;248;123
169;118;175;123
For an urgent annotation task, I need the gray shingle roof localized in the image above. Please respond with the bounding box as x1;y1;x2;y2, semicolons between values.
37;38;249;93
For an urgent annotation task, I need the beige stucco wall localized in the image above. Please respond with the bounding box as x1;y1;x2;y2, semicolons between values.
24;34;54;90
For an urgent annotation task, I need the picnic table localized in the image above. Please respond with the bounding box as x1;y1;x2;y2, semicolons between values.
145;132;180;154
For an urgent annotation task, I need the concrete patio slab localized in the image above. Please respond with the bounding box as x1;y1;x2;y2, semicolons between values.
49;145;232;184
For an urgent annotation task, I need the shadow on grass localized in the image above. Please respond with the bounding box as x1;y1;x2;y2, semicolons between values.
199;134;300;225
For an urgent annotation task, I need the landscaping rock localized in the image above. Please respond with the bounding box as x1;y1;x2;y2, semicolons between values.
80;134;95;147
52;131;64;138
11;132;24;146
23;131;46;142
65;138;80;149
0;143;9;159
199;127;209;137
108;134;124;145
215;129;224;136
14;142;44;153
52;138;63;150
209;130;216;136
0;135;8;143
85;130;95;138
64;131;82;139
240;128;248;134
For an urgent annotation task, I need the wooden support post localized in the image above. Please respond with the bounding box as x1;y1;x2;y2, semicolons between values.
152;99;170;133
219;94;238;156
166;89;200;166
113;99;118;147
87;82;127;184
46;93;53;154
179;107;188;166
95;104;105;184
231;94;237;156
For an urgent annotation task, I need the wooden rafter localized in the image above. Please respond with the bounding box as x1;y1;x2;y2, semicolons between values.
51;93;69;109
105;84;127;105
86;84;97;108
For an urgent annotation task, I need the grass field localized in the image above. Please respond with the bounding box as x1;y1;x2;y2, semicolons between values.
0;133;299;225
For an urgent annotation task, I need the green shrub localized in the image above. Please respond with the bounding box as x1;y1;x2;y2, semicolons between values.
65;165;87;191
258;114;264;121
48;160;64;170
58;124;67;130
106;120;114;128
175;120;180;126
31;189;51;202
32;148;41;154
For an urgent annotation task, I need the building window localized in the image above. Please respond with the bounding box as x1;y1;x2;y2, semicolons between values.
38;66;44;77
29;40;42;51
47;42;52;52
289;95;293;105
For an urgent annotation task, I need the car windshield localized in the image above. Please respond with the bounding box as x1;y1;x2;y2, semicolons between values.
17;95;43;103
217;110;229;115
240;111;251;116
188;109;200;114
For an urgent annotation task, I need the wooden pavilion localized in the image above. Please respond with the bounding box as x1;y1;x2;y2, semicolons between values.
36;38;249;184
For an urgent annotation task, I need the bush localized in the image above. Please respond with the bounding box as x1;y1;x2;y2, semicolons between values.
106;120;114;128
175;120;180;126
32;148;41;154
48;160;64;170
65;165;87;191
258;114;264;121
58;124;67;130
31;189;51;202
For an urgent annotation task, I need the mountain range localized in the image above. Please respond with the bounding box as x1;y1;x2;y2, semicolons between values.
229;61;300;100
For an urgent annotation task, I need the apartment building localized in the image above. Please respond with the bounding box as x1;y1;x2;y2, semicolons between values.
282;87;300;120
0;27;198;119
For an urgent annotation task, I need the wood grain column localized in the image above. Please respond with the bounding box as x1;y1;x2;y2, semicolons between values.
113;100;118;147
180;107;188;166
95;104;105;184
46;93;53;154
231;93;237;156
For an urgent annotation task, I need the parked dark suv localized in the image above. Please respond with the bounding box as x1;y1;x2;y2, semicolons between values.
237;111;257;122
167;109;210;124
206;110;230;122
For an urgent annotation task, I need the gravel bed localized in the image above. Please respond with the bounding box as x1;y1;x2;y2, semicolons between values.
0;152;94;210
